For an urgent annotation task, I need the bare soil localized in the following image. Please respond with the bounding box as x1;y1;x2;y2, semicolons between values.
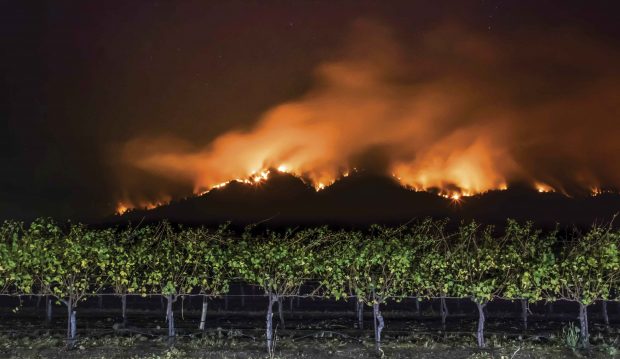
0;295;617;358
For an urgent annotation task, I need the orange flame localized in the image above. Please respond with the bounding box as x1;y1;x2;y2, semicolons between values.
534;182;554;193
116;21;620;212
115;197;171;215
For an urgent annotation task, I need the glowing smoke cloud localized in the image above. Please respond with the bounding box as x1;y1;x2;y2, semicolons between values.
119;20;620;211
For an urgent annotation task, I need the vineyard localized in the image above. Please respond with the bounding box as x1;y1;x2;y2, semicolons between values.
0;218;619;357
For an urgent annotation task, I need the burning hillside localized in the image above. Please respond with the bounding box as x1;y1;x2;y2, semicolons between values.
117;21;620;213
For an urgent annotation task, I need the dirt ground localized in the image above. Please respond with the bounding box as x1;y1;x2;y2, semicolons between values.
0;295;618;358
0;335;614;359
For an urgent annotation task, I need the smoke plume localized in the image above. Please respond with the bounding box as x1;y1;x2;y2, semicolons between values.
119;20;620;210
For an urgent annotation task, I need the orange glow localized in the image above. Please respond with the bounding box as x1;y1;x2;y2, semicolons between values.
115;197;171;215
116;202;130;215
116;22;620;213
535;182;554;193
590;187;611;196
252;170;270;183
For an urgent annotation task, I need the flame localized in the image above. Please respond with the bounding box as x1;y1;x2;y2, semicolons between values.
116;202;130;215
116;21;620;212
115;195;172;215
252;170;270;183
122;24;518;204
535;182;554;193
590;187;613;196
196;170;274;196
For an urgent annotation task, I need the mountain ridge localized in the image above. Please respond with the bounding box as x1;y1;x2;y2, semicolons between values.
105;171;620;229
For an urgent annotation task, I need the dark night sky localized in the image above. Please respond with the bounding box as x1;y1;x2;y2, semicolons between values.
2;1;620;222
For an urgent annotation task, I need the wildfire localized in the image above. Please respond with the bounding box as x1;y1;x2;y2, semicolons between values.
116;203;130;215
591;187;613;196
116;22;620;213
535;182;554;193
251;170;270;183
192;165;300;198
114;169;613;214
115;199;170;215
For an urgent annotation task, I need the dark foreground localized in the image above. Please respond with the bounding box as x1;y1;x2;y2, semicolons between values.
0;336;612;359
0;295;618;358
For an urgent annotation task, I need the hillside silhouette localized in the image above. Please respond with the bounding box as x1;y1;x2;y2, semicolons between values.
107;172;620;229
